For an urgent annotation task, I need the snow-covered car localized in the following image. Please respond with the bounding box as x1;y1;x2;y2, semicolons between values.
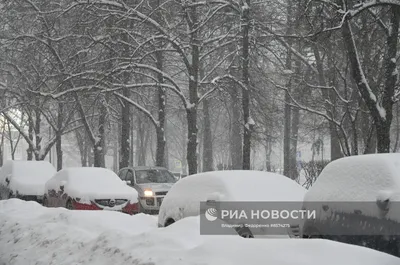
158;170;306;238
44;167;139;215
0;160;56;203
118;166;176;214
302;154;400;257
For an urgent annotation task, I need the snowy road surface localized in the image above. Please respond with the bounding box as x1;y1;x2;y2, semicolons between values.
0;199;399;265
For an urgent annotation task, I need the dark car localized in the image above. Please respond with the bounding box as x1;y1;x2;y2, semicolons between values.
301;154;400;257
118;166;176;214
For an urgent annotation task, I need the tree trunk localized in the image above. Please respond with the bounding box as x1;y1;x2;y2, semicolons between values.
265;139;272;171
94;99;107;167
186;107;198;175
283;90;291;177
119;83;131;169
185;5;200;176
155;50;166;167
34;108;42;161
27;116;34;160
289;107;300;179
202;98;213;172
241;0;252;170
283;0;293;177
130;120;134;166
136;116;143;166
230;87;242;169
0;123;4;166
56;103;63;170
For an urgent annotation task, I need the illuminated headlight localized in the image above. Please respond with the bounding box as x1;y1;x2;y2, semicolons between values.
144;190;154;197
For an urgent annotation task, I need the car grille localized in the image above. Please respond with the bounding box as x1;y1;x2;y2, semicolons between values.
155;191;167;196
95;199;127;207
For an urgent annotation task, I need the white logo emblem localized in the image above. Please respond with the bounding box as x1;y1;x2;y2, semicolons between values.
205;207;218;221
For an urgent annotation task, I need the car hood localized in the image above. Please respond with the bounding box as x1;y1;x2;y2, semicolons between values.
136;183;174;193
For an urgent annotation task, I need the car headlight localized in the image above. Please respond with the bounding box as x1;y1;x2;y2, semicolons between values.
144;190;154;197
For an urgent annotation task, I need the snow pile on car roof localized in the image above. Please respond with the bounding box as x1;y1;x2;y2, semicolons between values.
0;160;56;196
168;170;306;202
46;167;138;203
0;199;398;265
305;154;400;202
159;170;306;228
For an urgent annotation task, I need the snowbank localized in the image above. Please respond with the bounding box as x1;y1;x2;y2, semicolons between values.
45;167;138;203
0;160;56;196
0;200;398;265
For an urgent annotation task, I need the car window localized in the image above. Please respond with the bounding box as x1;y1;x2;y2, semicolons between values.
135;169;176;184
126;170;134;182
118;169;127;181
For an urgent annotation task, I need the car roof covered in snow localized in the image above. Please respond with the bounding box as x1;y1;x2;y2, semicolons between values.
159;170;306;226
304;154;400;202
179;170;306;201
0;160;56;196
46;167;138;202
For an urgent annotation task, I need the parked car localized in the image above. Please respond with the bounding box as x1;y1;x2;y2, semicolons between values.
301;154;400;257
158;170;306;238
44;167;139;215
118;166;176;214
0;160;56;203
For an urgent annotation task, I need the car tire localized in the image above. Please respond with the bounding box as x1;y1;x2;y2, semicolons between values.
236;226;254;238
164;218;175;227
66;198;74;210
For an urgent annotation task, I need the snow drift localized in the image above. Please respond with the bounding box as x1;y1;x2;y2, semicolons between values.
0;199;398;265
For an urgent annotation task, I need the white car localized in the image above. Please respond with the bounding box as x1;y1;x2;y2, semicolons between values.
44;167;140;215
158;170;306;237
0;160;56;203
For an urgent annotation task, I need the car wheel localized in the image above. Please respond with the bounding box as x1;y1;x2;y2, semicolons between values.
236;227;254;238
164;218;175;227
66;199;74;210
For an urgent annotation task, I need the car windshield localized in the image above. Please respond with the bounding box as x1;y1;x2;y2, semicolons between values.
135;169;176;184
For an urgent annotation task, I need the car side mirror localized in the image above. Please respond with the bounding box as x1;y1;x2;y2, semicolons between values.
5;177;10;186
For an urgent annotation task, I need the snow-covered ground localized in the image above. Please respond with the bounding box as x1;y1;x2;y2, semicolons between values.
0;199;399;265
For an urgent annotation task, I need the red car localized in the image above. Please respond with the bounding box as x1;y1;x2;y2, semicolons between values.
43;167;139;215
